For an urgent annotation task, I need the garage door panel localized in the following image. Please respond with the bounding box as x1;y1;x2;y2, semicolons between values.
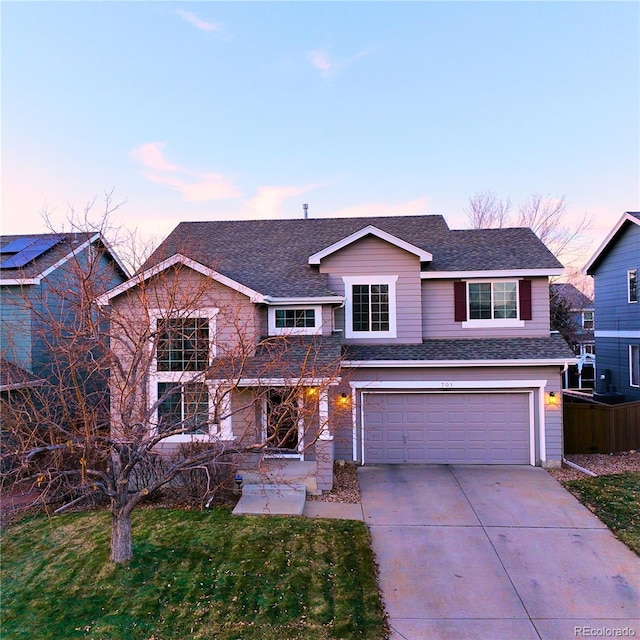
364;392;530;465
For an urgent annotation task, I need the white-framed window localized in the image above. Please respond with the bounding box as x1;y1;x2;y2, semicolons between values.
462;280;524;328
628;269;638;303
630;344;640;388
584;344;595;356
582;310;594;330
149;308;224;441
268;305;322;336
343;276;398;339
157;381;210;434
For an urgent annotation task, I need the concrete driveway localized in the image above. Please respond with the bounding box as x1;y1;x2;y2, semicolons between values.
358;465;640;640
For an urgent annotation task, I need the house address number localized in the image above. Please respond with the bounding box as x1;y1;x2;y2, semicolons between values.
441;382;454;389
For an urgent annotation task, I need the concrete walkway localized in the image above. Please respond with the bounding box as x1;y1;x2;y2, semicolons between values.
358;465;640;640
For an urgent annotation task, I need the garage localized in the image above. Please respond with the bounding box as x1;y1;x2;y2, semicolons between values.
363;392;531;464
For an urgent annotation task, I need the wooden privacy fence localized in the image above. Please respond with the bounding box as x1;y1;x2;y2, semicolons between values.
563;394;640;454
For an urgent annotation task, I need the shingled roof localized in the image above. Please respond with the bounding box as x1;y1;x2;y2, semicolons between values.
142;215;562;298
0;232;128;282
343;334;576;362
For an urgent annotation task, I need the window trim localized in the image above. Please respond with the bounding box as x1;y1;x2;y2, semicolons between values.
149;308;228;442
628;269;638;304
462;279;525;328
343;275;398;339
630;344;640;388
149;308;218;375
582;310;594;330
268;305;322;336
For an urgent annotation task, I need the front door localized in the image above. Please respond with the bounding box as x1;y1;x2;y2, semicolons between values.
265;389;300;454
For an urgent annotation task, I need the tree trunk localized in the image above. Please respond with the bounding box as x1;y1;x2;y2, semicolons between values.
110;508;133;563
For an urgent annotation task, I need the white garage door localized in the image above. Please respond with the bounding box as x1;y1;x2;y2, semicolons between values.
364;392;531;464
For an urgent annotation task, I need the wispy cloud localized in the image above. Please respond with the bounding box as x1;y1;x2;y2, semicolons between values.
246;184;322;218
130;142;240;202
309;47;374;78
332;197;431;218
176;9;221;33
309;50;334;78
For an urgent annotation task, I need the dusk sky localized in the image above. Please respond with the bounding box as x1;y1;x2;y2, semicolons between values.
2;1;639;268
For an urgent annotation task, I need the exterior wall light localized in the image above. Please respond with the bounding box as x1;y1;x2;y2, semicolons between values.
336;392;351;409
547;391;558;406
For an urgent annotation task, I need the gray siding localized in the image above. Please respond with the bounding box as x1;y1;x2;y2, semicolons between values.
319;235;423;344
421;277;551;338
592;221;640;402
0;290;32;370
596;337;640;402
593;223;640;333
2;244;126;382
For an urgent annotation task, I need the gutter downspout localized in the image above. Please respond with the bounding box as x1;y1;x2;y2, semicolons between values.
561;457;597;477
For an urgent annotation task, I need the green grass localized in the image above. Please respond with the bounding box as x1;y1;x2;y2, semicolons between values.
565;472;640;555
1;508;387;640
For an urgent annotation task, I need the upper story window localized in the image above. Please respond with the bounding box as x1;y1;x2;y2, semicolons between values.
629;269;638;303
582;310;594;330
455;279;531;328
268;306;322;335
468;281;517;320
343;276;397;339
157;317;209;371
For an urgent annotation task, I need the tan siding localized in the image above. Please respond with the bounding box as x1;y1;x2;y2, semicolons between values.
320;236;423;343
422;277;551;338
108;265;260;435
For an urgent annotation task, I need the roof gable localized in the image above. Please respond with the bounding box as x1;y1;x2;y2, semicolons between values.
97;254;265;306
0;232;129;285
550;283;593;310
308;225;433;265
584;212;640;275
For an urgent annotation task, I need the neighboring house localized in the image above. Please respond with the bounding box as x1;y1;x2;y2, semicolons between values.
584;212;640;403
550;283;595;389
99;215;575;491
0;232;129;384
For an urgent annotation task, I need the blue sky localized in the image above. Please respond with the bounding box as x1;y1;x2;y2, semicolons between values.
2;1;639;266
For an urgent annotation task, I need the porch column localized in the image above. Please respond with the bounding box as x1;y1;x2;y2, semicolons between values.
316;389;334;492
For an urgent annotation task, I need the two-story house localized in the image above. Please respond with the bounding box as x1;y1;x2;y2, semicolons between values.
0;232;129;386
550;282;595;388
99;215;575;492
584;212;640;403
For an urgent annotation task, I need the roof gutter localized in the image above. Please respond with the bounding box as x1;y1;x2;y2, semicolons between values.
342;358;578;368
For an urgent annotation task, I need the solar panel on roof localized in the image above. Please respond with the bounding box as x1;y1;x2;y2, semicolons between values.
0;236;65;269
0;237;40;254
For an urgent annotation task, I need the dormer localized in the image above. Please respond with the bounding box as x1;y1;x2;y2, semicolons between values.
309;226;429;344
308;225;433;266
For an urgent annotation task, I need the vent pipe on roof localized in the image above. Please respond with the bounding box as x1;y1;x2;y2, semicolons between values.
303;203;309;219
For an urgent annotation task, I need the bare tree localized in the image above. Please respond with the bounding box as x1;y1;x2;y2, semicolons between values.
465;190;593;269
463;190;511;229
1;215;344;563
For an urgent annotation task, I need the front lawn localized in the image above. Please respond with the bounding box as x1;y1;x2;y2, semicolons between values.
1;509;387;640
564;472;640;555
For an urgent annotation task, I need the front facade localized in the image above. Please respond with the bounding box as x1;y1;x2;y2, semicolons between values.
102;215;575;491
585;212;640;403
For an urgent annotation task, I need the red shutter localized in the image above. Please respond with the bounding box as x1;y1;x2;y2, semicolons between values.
454;281;467;322
519;279;532;321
